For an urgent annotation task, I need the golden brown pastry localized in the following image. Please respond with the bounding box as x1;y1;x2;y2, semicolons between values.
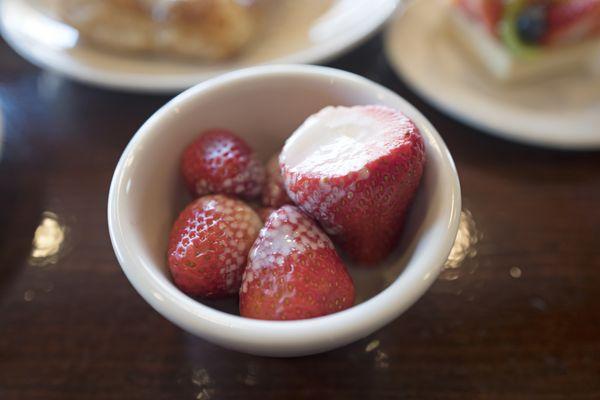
53;0;257;60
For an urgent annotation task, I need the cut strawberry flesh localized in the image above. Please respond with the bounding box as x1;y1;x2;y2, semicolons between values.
281;106;415;177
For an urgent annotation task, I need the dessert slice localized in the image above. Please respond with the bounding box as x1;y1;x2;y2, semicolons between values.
451;0;600;81
54;0;258;60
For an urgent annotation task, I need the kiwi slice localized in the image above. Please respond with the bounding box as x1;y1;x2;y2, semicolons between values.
500;0;539;58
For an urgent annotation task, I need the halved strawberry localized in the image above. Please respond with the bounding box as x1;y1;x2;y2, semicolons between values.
181;129;265;200
280;106;425;265
168;195;262;298
239;205;355;320
261;152;293;208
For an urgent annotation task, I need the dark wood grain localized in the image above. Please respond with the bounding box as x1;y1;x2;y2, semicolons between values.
1;32;599;400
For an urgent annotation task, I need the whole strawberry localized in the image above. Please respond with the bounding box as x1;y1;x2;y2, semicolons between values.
256;206;276;223
240;205;355;320
261;152;293;208
181;129;265;199
281;105;425;265
168;195;262;298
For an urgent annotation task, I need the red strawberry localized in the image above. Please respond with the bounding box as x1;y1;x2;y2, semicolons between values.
280;105;425;265
168;195;262;298
481;0;503;32
239;205;355;320
261;152;293;208
545;0;600;44
181;129;265;200
256;206;276;223
455;0;503;34
246;201;276;222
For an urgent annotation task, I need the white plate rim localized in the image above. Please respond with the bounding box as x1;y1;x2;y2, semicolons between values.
0;0;400;93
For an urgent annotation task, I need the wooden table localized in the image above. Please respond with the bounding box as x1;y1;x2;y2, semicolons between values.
1;33;599;399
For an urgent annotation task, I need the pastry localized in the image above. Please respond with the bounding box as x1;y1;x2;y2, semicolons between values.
53;0;257;60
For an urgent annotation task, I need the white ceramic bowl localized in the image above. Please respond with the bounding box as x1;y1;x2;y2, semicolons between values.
108;65;461;357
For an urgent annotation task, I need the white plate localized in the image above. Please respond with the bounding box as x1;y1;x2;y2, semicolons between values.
385;0;600;150
0;0;399;93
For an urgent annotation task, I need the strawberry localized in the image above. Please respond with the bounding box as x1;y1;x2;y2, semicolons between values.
455;0;503;34
545;0;600;44
481;0;504;31
280;105;425;265
168;195;262;298
181;129;265;200
256;206;276;223
246;201;276;222
261;152;293;208
239;205;355;320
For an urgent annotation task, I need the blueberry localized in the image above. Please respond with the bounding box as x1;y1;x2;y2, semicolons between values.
516;4;548;44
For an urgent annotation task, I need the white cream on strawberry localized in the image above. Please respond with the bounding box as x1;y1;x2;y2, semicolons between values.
281;106;407;176
216;156;265;197
240;206;333;295
239;204;355;320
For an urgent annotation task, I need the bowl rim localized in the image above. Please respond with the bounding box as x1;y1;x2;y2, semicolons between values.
107;64;461;353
